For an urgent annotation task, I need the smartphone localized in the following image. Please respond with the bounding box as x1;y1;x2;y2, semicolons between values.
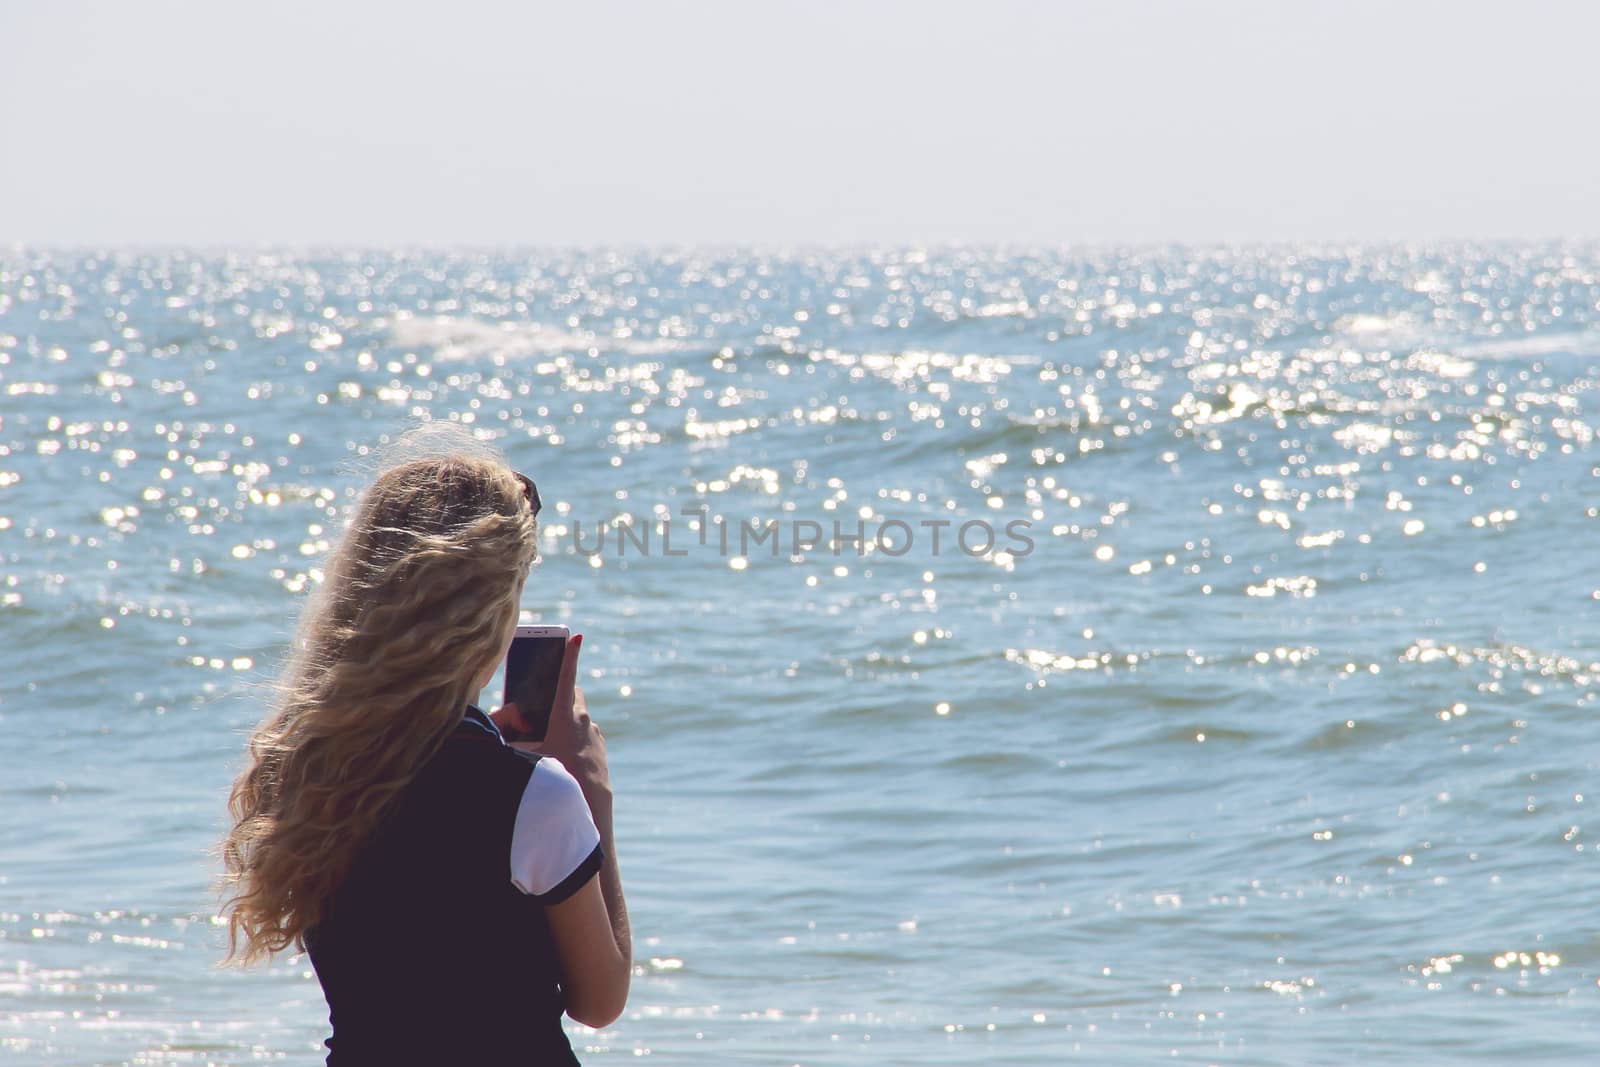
501;624;570;743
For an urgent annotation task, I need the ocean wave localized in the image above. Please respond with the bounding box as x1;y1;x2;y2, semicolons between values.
381;314;684;361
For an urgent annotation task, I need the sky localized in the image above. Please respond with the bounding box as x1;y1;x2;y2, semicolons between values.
2;0;1597;246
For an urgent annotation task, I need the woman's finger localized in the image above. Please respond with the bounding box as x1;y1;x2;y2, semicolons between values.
487;702;526;734
546;634;583;735
555;634;583;712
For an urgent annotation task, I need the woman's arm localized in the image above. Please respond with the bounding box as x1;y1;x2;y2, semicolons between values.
497;634;632;1027
545;787;630;1028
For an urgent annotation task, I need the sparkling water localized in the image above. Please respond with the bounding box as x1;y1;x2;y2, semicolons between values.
2;246;1597;1064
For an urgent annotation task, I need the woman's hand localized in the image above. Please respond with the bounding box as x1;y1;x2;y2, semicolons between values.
542;635;611;805
490;635;611;804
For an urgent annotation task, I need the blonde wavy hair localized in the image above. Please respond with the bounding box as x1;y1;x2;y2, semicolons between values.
220;425;539;964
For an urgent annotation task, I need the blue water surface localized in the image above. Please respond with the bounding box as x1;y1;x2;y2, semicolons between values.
1;245;1597;1065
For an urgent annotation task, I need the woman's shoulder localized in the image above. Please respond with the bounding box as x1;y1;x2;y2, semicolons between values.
419;720;542;798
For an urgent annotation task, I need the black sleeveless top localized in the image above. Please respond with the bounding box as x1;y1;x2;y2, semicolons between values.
304;705;600;1066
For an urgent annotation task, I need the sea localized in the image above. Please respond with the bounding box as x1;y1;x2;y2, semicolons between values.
1;245;1596;1065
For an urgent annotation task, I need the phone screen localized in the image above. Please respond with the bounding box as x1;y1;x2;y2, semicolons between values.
502;630;567;742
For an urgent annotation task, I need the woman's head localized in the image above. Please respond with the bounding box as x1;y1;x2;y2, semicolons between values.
330;452;538;687
220;424;539;964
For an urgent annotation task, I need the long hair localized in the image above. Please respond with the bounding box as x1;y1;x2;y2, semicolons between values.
219;425;539;964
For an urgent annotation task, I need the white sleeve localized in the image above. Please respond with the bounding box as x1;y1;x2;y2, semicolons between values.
509;756;604;904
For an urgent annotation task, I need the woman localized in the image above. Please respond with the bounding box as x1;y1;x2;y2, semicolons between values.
220;431;630;1065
